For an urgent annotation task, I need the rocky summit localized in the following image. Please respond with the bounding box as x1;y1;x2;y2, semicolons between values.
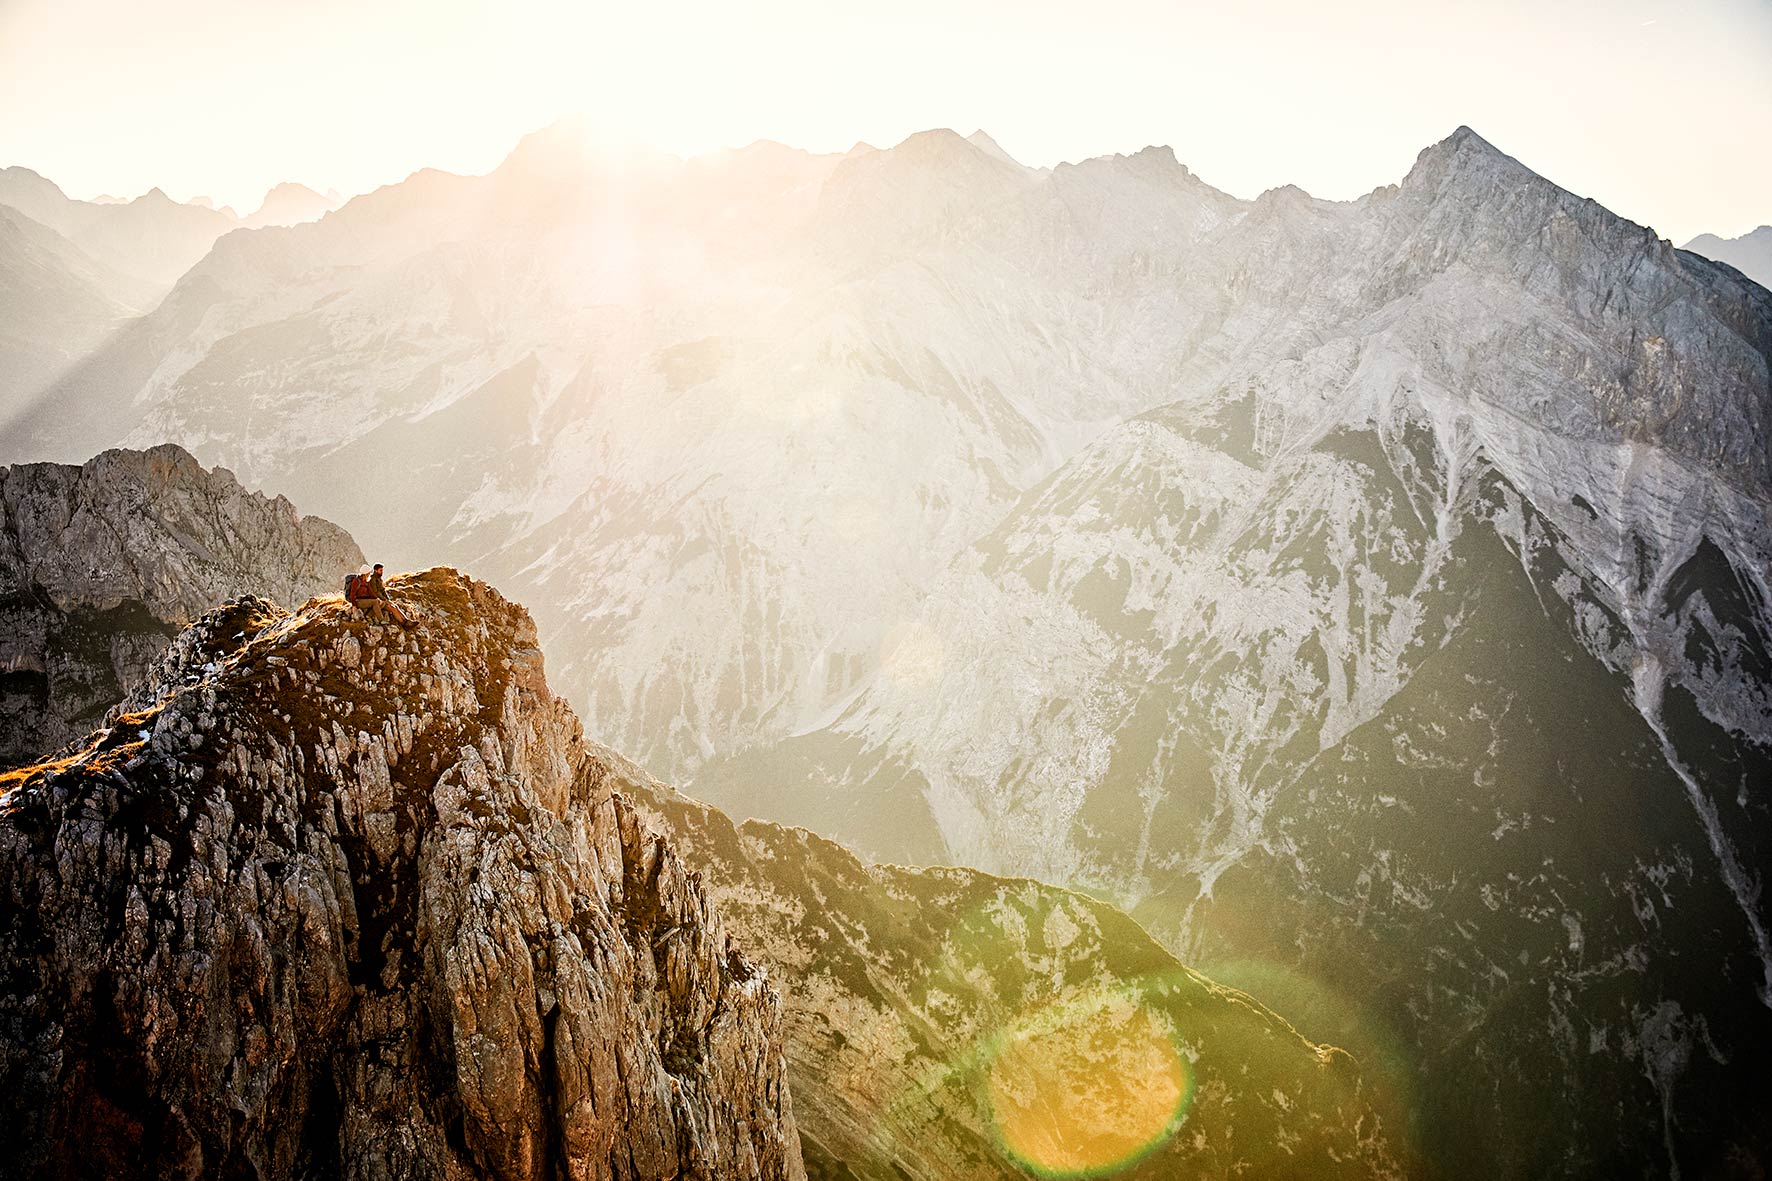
0;569;801;1180
0;443;363;769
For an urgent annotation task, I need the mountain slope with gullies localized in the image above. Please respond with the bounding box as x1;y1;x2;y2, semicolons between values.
596;744;1402;1180
697;136;1772;1173
0;568;803;1181
704;396;1772;1175
0;444;363;769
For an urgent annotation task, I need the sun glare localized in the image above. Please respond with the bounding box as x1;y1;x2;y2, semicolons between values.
984;989;1192;1178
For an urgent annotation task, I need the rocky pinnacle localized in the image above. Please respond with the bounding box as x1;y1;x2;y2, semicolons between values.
0;569;803;1180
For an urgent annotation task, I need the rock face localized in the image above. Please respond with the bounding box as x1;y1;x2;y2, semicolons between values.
0;569;803;1180
595;744;1403;1180
706;409;1772;1175
0;443;363;768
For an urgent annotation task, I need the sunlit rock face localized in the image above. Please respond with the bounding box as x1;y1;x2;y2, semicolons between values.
0;444;362;768
0;570;803;1180
592;744;1403;1180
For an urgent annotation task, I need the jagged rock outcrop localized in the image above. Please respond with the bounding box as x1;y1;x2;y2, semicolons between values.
0;569;802;1180
597;745;1404;1180
0;443;363;768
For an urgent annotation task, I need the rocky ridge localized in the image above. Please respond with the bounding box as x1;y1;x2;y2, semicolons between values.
0;568;802;1180
0;444;363;769
0;166;341;294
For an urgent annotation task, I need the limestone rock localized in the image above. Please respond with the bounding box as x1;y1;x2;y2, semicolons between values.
0;443;363;767
0;568;802;1180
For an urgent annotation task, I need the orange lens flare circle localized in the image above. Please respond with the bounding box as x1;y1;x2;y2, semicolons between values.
983;990;1193;1178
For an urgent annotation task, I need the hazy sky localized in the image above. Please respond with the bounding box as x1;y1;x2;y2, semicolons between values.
1;0;1767;243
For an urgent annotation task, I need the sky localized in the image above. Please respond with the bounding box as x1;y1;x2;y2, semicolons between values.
0;0;1767;243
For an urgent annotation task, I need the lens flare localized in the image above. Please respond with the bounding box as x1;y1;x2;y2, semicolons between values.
983;989;1193;1178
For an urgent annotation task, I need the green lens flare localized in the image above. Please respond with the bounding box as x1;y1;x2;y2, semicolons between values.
982;989;1195;1178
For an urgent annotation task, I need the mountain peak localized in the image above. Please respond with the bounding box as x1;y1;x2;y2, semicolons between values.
1126;143;1197;180
1445;123;1493;150
244;181;337;227
1681;223;1772;288
966;129;1021;167
894;126;976;155
0;567;804;1177
881;127;1033;183
1406;123;1535;186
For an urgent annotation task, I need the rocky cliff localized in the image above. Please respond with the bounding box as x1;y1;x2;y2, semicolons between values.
0;444;363;768
0;569;803;1180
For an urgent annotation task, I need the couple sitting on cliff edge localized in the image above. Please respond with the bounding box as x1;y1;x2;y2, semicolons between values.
345;563;414;629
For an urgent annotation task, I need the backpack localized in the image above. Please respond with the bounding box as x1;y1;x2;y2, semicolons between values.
344;573;367;602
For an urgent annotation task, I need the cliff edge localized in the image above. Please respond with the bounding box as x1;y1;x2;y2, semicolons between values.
0;568;803;1180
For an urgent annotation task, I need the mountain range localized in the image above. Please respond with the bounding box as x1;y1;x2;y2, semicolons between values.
1;122;1768;1175
1685;225;1772;290
0;168;341;425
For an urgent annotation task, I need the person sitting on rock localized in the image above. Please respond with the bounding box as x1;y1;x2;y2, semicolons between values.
349;563;414;629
